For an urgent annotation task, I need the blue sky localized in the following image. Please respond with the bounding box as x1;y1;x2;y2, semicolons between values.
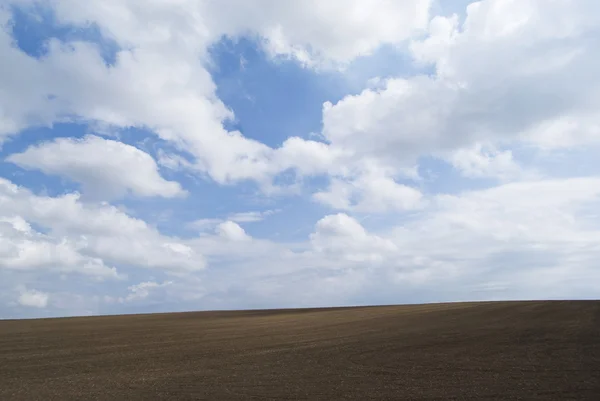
1;0;600;319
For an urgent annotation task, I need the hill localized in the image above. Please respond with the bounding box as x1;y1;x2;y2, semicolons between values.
1;301;598;400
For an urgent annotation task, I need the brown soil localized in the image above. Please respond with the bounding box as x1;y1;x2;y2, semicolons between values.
1;301;599;400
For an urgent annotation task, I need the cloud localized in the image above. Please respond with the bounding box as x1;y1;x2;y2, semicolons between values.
0;6;251;187
0;0;430;203
216;221;250;241
5;175;600;316
310;213;397;263
445;142;524;181
228;209;279;223
242;0;431;68
47;0;431;68
2;0;599;200
189;210;279;232
168;177;600;309
313;170;423;212
0;178;205;273
17;287;49;308
320;0;600;181
189;218;224;232
311;176;600;295
0;216;122;280
0;0;431;186
7;135;186;200
118;280;173;303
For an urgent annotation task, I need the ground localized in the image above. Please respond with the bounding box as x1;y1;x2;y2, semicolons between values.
1;301;599;400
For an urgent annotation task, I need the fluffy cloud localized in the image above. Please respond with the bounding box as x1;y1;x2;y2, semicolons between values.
0;0;432;188
313;170;423;212
0;4;254;187
47;0;431;67
165;177;600;309
215;221;250;241
0;178;205;273
17;287;49;308
2;0;600;206
321;0;600;179
310;176;600;295
310;213;397;263
445;143;524;181
4;174;600;316
7;135;186;200
0;216;121;279
232;0;431;67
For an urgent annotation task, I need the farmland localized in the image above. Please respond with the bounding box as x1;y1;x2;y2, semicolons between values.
1;301;598;400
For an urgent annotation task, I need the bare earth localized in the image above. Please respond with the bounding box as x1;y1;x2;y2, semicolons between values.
1;301;599;400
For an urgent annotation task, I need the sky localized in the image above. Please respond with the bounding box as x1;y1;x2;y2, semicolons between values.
1;0;600;319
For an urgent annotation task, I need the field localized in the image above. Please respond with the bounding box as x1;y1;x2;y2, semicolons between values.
1;301;599;400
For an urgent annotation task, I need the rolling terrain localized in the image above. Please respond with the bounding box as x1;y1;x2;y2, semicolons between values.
1;301;599;400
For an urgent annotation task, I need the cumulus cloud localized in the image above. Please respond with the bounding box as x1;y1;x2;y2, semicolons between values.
313;170;423;212
216;221;250;241
310;213;397;263
7;135;186;200
0;178;205;273
0;0;430;210
445;143;524;181
311;176;600;295
17;287;49;308
0;216;122;280
47;0;431;68
320;0;600;184
162;177;600;310
6;175;600;315
243;0;431;67
0;0;431;193
2;0;599;203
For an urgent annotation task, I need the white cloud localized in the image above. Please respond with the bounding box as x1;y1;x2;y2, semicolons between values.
0;1;431;213
446;142;524;181
189;210;279;232
6;175;600;315
0;216;122;280
309;176;600;297
216;221;250;241
47;0;431;68
314;167;423;212
228;209;279;223
320;0;600;184
310;213;397;263
7;135;186;200
0;178;205;273
1;0;598;206
17;287;49;308
275;137;341;176
188;218;224;232
238;0;431;68
0;7;255;186
174;177;600;309
0;0;433;191
119;280;173;303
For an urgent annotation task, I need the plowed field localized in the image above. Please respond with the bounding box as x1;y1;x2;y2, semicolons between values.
1;301;599;400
